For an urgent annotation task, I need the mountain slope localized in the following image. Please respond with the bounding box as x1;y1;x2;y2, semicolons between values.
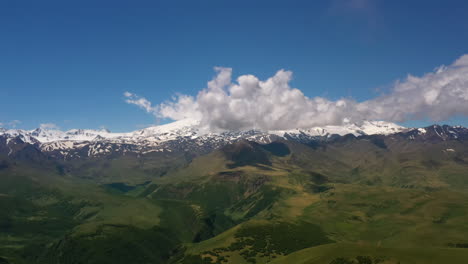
0;120;408;159
1;122;468;263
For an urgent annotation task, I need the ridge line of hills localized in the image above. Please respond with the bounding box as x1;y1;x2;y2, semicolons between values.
1;119;467;160
1;118;468;263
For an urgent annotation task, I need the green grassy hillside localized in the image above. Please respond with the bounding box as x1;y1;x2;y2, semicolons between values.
270;243;468;264
1;137;468;263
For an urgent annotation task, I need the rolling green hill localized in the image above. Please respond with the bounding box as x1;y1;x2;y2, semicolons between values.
1;134;468;263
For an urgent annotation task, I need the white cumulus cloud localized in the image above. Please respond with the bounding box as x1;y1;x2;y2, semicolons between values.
124;91;157;114
125;54;468;131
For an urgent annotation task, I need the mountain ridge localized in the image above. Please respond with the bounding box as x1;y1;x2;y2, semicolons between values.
1;121;467;160
1;120;468;263
0;119;406;143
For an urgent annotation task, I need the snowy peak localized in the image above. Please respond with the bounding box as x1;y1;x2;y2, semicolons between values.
131;118;199;139
270;120;407;138
2;120;468;157
359;121;407;135
30;128;66;142
0;120;410;145
59;128;127;142
0;129;38;144
0;127;124;143
1;120;468;160
404;124;468;141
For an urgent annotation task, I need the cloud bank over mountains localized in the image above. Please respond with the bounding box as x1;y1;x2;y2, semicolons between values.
125;54;468;132
40;123;60;130
0;120;22;129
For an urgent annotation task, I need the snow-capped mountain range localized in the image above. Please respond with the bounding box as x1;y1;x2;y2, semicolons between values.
0;119;405;143
1;119;467;159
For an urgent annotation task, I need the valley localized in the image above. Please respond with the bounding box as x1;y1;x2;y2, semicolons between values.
1;123;468;263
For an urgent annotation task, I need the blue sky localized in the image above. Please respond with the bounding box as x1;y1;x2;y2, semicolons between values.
1;0;468;131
